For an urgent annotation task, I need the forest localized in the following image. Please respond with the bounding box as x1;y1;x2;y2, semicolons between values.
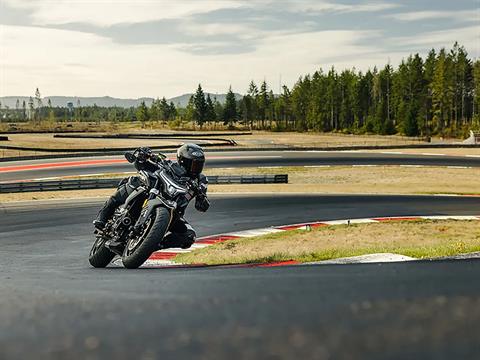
2;43;479;138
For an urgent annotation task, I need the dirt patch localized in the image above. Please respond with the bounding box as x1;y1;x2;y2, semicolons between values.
174;219;480;265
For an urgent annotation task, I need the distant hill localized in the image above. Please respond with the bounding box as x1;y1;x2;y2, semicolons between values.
0;93;243;109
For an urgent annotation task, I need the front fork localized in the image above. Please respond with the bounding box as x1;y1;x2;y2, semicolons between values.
134;188;176;231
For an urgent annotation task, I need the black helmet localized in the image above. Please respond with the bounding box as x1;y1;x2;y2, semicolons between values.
177;143;205;176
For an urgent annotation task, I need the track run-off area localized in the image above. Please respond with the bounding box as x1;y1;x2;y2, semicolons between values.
1;150;480;359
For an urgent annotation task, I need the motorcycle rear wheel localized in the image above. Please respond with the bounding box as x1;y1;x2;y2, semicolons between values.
122;207;172;269
89;236;116;268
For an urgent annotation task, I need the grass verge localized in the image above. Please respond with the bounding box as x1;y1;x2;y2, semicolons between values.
174;219;480;265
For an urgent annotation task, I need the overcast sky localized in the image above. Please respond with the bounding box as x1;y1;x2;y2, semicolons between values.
0;0;479;98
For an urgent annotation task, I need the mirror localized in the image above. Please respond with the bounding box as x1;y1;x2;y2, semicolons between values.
125;152;136;163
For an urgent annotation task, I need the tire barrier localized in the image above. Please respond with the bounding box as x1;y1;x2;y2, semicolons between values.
0;136;8;141
0;174;288;193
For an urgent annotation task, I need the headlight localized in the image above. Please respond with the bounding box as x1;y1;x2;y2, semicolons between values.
159;171;187;197
138;171;150;187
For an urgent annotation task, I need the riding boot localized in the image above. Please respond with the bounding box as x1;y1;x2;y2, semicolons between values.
93;197;118;230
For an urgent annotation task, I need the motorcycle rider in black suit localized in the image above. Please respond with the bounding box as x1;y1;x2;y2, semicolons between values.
93;144;210;250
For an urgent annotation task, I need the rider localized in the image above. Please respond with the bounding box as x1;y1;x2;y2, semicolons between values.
93;144;210;249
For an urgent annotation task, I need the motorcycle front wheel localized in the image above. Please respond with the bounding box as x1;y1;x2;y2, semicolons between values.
89;236;116;268
122;207;172;269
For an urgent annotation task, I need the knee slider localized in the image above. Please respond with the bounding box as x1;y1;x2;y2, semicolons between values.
181;230;196;248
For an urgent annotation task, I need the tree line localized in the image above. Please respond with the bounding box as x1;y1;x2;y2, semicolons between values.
2;42;478;137
181;42;480;136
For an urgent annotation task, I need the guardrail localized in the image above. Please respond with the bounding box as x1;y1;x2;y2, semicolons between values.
0;175;288;193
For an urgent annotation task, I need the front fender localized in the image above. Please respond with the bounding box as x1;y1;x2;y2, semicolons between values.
134;197;174;229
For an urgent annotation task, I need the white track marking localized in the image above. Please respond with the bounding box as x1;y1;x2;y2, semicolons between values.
227;228;284;237
420;215;480;221
420;153;447;156
305;253;416;265
321;219;378;226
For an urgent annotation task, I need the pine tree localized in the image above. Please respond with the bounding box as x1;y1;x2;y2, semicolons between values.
223;86;237;127
432;49;453;133
168;102;177;121
185;95;196;122
246;81;259;128
473;60;480;126
205;94;215;124
136;101;150;127
258;81;269;128
424;49;437;135
34;88;42;122
193;84;207;127
160;97;169;120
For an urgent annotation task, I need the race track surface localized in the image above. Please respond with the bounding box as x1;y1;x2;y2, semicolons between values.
1;194;480;359
2;150;480;181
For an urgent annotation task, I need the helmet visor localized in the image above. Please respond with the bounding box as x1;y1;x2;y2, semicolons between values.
190;159;204;175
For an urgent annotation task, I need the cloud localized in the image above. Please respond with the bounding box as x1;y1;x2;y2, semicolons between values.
392;25;480;56
386;10;478;22
3;0;245;26
0;24;383;97
1;1;478;98
283;1;400;14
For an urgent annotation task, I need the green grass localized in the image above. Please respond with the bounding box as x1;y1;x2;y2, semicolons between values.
174;220;480;265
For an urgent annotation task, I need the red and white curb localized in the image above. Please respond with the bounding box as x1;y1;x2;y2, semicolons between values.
111;215;480;268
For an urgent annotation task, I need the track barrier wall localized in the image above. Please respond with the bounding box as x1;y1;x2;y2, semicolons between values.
0;174;288;193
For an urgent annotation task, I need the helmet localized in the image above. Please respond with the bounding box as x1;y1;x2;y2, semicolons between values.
177;143;205;177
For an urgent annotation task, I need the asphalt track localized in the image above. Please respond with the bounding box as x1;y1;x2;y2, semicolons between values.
1;150;480;181
1;194;480;359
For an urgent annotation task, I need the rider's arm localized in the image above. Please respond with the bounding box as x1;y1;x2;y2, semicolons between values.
194;174;210;212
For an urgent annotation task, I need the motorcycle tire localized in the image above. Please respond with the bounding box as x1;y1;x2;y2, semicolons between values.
89;236;116;268
122;207;172;269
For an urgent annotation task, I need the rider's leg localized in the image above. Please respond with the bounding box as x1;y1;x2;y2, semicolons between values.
161;218;196;249
93;177;134;229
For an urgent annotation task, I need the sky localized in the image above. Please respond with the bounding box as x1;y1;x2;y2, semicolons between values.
0;0;479;98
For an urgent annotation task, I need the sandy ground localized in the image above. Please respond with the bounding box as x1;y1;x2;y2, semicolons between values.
229;131;428;148
175;219;480;265
1;165;479;203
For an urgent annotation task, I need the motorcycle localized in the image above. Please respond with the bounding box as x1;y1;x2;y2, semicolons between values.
88;151;200;269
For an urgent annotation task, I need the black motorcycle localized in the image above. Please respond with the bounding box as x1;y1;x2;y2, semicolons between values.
88;151;200;269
